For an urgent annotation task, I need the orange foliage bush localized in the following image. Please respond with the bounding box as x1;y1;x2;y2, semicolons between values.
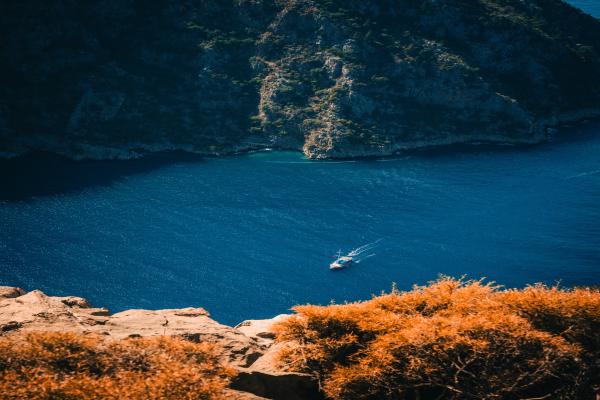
275;277;600;400
0;332;234;400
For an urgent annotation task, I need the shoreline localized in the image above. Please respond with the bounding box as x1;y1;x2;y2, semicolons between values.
1;110;599;163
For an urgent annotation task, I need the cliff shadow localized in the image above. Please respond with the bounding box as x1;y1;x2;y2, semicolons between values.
396;120;600;161
0;151;206;201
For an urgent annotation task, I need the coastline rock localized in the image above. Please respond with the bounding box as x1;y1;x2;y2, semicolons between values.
0;289;265;368
107;308;266;367
0;290;111;333
1;1;599;160
0;286;25;299
249;342;297;374
0;288;312;399
233;315;323;399
236;314;289;342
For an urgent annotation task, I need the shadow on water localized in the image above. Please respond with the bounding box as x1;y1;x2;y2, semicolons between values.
0;151;206;201
376;121;600;161
1;121;598;201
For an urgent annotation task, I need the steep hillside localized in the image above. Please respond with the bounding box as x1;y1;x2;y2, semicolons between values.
1;0;599;159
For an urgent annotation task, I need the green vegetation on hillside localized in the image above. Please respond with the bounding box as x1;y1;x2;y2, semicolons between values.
1;1;599;158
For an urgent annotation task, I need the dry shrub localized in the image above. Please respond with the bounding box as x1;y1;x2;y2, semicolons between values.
0;332;235;400
275;277;600;399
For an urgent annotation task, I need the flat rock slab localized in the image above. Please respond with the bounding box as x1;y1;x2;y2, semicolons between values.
0;288;264;367
0;290;111;333
0;287;318;399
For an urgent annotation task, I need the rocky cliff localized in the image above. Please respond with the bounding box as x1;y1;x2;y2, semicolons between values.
0;286;320;400
3;283;600;399
1;0;599;159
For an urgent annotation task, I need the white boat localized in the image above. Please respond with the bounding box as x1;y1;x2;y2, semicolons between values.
330;250;353;270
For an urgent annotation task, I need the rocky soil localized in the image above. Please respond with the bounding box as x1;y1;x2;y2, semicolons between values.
0;286;322;400
1;0;599;160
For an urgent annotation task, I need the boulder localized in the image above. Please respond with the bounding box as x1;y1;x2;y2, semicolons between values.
0;286;25;299
231;368;322;400
59;296;92;308
236;314;290;341
249;342;296;374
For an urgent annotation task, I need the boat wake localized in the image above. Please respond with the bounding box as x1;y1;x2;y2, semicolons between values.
565;169;600;179
348;239;382;263
354;253;377;264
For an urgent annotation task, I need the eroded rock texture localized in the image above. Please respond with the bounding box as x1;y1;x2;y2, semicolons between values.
0;287;320;399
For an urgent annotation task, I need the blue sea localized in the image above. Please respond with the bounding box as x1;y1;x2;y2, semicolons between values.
570;0;600;18
2;122;600;325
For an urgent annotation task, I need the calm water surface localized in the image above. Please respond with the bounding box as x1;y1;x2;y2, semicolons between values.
1;123;600;324
569;0;600;17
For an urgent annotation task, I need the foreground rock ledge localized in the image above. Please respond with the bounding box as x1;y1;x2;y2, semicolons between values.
0;286;321;400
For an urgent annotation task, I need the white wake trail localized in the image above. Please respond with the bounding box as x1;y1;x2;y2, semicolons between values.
354;253;376;264
348;239;383;258
565;169;600;179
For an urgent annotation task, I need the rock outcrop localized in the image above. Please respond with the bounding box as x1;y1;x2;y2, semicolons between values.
0;286;25;299
0;287;321;399
233;315;322;399
231;369;322;400
1;0;599;159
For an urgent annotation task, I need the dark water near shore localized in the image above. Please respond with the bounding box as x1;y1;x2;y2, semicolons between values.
2;123;600;325
569;0;600;18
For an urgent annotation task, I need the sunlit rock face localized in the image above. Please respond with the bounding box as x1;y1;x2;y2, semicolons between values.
1;0;599;159
0;287;265;367
0;287;323;399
